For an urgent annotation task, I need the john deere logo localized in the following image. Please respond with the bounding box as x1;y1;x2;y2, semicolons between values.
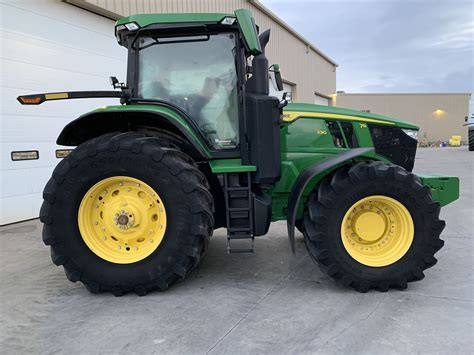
317;129;328;135
359;123;367;128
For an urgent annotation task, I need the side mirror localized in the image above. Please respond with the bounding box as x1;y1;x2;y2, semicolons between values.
269;64;283;91
109;76;126;89
109;76;119;88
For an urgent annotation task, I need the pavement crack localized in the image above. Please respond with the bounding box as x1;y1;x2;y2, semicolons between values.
205;256;308;354
404;292;473;303
314;293;387;352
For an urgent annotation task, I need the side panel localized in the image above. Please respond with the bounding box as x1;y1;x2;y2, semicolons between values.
271;116;381;221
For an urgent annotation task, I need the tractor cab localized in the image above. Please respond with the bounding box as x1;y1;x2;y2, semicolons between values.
115;10;284;184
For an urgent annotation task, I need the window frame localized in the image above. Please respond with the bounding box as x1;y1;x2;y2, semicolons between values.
126;26;247;158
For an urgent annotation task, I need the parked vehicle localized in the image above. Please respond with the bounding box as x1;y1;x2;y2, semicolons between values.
18;10;459;295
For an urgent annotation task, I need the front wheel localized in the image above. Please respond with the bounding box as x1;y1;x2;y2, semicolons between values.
303;161;445;292
469;130;473;151
40;132;214;296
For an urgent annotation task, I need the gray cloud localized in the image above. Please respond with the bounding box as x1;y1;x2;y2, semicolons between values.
262;0;473;112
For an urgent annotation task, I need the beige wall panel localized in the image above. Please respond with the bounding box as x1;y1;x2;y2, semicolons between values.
79;0;337;102
336;93;471;142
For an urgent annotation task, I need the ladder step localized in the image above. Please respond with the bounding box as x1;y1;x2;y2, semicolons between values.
229;211;249;220
228;248;254;254
229;190;248;198
226;237;254;253
228;234;252;240
228;227;252;233
226;187;250;191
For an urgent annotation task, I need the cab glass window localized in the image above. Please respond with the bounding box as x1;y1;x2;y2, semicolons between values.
137;33;239;150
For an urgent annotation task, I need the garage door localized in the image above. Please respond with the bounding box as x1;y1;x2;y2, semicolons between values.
0;1;126;225
314;94;329;106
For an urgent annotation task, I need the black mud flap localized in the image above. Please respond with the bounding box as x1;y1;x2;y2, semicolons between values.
286;148;373;254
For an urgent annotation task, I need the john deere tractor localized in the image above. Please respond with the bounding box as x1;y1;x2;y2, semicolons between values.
18;10;459;295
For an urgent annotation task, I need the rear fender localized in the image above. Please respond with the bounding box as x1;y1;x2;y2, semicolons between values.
56;105;210;159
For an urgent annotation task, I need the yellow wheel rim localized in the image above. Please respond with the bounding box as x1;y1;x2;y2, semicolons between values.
78;176;167;264
341;195;414;267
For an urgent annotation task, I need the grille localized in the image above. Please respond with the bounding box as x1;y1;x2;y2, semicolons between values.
368;124;417;171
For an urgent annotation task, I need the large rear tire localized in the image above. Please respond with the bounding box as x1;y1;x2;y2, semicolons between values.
303;161;445;292
469;130;474;151
40;132;213;295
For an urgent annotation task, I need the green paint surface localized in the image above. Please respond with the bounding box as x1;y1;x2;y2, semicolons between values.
209;159;256;173
234;9;261;55
418;174;460;206
80;104;211;157
284;103;419;129
116;13;232;27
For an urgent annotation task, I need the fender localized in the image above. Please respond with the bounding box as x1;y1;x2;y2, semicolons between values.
56;104;211;158
286;147;373;254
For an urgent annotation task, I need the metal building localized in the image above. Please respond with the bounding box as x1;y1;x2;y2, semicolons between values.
334;93;471;143
66;0;338;104
0;0;336;225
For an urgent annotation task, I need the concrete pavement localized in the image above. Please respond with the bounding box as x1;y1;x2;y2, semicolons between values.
1;147;472;354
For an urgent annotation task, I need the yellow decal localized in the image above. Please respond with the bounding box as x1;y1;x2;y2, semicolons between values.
359;123;367;128
317;129;328;135
282;111;394;125
45;93;69;100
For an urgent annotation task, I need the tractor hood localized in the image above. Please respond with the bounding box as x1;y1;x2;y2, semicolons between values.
283;103;419;130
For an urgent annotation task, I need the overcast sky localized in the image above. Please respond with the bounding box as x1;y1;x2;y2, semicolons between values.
261;0;473;112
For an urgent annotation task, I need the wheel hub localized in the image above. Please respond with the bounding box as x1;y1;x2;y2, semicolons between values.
354;211;385;242
114;210;134;230
341;195;414;267
78;176;167;264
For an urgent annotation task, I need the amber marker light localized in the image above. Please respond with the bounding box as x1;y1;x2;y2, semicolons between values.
17;96;43;105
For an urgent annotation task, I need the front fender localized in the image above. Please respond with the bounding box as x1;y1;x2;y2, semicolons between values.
57;104;211;158
286;148;373;253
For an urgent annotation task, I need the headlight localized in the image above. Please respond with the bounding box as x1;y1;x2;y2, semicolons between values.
220;17;236;25
124;22;140;31
115;22;140;43
402;129;419;140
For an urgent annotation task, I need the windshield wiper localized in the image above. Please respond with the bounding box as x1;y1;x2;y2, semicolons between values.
137;34;210;51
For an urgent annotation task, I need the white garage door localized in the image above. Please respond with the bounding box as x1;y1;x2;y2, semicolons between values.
0;1;126;225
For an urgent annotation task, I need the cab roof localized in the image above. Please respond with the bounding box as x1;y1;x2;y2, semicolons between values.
116;13;233;28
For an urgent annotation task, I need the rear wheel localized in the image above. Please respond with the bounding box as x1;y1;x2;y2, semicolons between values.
303;161;445;292
469;130;474;151
40;132;213;295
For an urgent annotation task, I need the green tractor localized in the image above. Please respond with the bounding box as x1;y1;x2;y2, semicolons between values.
18;10;459;295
